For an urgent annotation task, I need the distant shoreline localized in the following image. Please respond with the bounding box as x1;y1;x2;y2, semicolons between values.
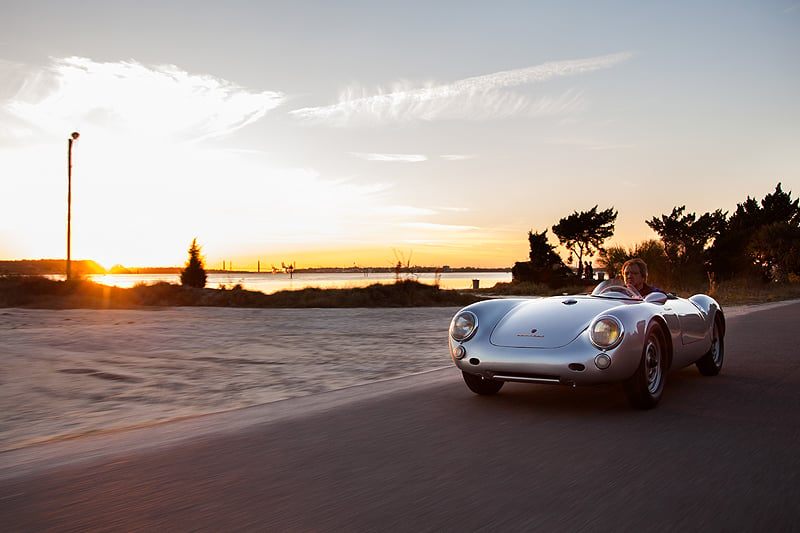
112;266;511;275
0;259;511;277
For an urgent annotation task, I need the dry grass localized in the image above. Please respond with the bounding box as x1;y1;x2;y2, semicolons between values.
705;278;800;306
480;281;594;297
472;278;800;307
2;275;798;310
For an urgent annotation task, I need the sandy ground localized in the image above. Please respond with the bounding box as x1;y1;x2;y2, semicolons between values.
2;300;797;452
0;306;457;451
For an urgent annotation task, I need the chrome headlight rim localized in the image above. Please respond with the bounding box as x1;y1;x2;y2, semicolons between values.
450;311;478;342
590;316;624;350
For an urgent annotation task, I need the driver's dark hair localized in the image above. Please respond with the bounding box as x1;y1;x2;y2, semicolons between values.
622;258;648;281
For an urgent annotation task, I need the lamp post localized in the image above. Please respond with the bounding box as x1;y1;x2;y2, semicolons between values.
66;131;80;281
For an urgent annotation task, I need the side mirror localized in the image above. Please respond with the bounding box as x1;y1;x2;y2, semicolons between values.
644;292;668;305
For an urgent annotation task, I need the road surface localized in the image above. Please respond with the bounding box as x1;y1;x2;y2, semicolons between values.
1;302;799;531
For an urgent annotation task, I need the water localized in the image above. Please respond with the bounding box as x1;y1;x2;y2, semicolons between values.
87;271;512;294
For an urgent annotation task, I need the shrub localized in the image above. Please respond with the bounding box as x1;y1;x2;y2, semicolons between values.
180;238;207;288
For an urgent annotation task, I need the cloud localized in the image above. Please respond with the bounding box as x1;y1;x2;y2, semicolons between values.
351;153;478;162
399;222;479;232
380;205;438;216
290;52;633;126
4;57;285;142
440;154;476;161
350;152;428;162
437;206;470;212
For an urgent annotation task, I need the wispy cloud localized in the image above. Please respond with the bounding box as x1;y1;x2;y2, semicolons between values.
380;205;438;217
351;152;428;162
437;206;470;212
351;152;477;162
290;52;633;126
399;222;479;232
440;154;476;161
5;57;285;142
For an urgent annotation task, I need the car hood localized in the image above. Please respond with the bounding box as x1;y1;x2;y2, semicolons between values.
489;296;629;349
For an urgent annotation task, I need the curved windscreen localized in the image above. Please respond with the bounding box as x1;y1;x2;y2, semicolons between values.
591;279;642;300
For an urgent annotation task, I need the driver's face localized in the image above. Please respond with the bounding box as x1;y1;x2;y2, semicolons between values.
624;265;644;289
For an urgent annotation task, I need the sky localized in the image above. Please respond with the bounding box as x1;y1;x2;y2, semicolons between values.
1;1;798;270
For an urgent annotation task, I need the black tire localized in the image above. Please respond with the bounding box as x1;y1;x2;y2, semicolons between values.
462;371;504;395
696;317;724;376
623;324;668;409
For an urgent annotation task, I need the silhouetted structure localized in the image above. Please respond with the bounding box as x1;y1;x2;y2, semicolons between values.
66;132;80;280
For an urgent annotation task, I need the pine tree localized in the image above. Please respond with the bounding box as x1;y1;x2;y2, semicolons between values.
551;205;618;269
180;238;207;288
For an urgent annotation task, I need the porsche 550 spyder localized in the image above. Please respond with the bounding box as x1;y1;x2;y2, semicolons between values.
448;279;725;409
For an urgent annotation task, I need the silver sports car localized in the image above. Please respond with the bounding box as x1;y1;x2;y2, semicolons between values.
449;279;725;409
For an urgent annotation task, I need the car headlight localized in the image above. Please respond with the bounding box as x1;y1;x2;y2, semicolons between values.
450;311;478;342
590;317;623;349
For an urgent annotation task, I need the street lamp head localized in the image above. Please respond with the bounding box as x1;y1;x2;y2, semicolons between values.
70;132;80;140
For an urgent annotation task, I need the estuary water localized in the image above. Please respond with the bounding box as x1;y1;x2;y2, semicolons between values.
87;271;512;294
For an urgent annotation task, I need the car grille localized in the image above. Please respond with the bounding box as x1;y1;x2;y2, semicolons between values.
490;372;561;384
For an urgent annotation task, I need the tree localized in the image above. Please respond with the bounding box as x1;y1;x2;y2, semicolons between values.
528;229;563;270
708;183;800;281
551;206;618;269
749;222;800;282
512;229;571;287
599;240;667;283
646;206;726;284
759;182;800;226
180;238;207;288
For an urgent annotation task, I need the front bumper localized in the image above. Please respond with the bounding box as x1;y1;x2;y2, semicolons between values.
450;333;641;386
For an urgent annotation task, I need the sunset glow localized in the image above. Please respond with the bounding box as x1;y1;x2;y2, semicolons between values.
1;2;798;270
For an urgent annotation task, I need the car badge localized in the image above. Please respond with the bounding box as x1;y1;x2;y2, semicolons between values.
517;328;544;338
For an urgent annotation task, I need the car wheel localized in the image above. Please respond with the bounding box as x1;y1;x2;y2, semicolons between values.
623;324;667;409
696;317;724;376
462;371;504;395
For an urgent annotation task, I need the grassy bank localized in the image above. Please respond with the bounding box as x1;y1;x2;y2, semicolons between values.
479;278;800;307
2;275;798;309
0;276;483;309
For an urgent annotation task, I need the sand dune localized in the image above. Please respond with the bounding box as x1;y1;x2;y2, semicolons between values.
0;307;457;451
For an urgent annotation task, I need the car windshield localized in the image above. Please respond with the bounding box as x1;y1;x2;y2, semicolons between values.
591;279;643;300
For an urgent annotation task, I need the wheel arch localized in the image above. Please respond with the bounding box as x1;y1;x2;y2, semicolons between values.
689;294;726;335
712;307;726;337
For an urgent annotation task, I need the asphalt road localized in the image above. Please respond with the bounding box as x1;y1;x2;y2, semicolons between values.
1;303;799;532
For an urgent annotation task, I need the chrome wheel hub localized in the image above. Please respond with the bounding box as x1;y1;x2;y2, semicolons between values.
711;325;722;365
645;340;662;394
